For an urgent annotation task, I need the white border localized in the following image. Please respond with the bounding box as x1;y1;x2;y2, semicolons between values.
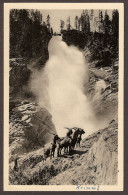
4;3;124;191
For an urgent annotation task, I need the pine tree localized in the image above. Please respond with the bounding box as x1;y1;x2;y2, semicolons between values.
103;10;111;35
80;10;90;34
111;9;119;53
78;18;81;31
80;11;85;32
60;20;65;31
98;10;103;33
50;27;53;35
66;17;71;30
74;16;79;30
86;14;90;34
103;10;111;47
46;14;50;30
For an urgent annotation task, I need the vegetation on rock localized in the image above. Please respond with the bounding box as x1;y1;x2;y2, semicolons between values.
10;9;52;67
62;9;119;66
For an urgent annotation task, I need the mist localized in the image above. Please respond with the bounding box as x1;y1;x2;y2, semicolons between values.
30;36;109;137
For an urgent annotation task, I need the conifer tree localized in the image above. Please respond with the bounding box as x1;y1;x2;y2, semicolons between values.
80;10;90;34
46;14;50;30
98;10;104;33
74;16;79;30
103;10;111;35
66;17;71;30
78;18;82;31
102;10;111;46
60;20;65;31
50;27;53;35
111;9;119;49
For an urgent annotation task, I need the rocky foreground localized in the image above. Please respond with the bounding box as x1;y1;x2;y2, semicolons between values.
9;119;118;185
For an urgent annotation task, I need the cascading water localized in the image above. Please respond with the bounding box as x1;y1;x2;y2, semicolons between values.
30;36;108;137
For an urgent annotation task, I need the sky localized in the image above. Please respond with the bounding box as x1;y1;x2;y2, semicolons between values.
39;9;113;33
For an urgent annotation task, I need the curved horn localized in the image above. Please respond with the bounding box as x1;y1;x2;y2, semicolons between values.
64;127;70;130
47;132;56;136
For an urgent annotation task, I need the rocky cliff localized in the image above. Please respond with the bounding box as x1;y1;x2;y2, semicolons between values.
9;58;31;97
86;60;118;120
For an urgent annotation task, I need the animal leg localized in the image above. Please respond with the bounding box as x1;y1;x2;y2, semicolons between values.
69;146;71;154
57;148;60;157
50;150;52;159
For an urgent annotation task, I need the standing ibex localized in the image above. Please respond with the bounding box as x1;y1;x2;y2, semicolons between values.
56;136;72;157
43;133;60;161
71;127;85;149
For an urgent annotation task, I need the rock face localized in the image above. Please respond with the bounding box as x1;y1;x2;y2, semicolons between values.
9;120;118;185
9;101;56;162
9;58;31;96
85;61;118;121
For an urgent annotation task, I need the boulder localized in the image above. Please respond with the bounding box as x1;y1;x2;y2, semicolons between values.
9;101;56;161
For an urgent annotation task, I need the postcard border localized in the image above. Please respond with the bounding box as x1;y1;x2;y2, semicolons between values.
0;0;127;194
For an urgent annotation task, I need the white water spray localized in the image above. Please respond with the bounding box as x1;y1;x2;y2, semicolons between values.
30;36;108;137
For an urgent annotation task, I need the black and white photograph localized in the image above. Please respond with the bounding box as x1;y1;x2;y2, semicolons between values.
4;3;124;191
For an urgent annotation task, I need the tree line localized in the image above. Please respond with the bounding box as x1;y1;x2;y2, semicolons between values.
60;9;119;62
10;9;53;60
10;9;119;65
